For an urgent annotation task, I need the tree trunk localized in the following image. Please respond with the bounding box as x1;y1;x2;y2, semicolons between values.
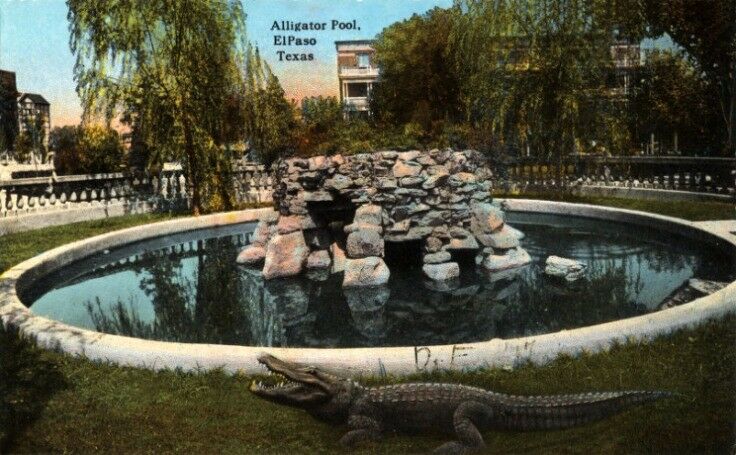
183;121;201;215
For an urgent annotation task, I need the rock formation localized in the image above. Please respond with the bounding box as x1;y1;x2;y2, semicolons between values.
238;149;530;287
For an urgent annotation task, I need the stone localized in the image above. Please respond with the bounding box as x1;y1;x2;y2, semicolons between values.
505;224;525;240
478;224;520;249
544;255;586;282
424;251;451;264
446;235;479;250
422;262;460;281
387;219;411;233
344;222;383;234
324;174;353;191
425;236;443;253
354;204;383;226
470;203;504;234
262;231;310;279
343;257;390;287
236;245;266;265
448;172;477;187
659;278;728;309
392;160;423;178
482;247;532;272
251;220;272;246
330;241;347;274
397;150;422;161
347;229;384;258
303;190;333;202
377;177;398;190
277;215;303;234
416;155;436;166
307;250;331;269
410;203;431;215
449;226;471;238
418;210;446;227
380;151;398;159
422;173;450;189
400;176;425;186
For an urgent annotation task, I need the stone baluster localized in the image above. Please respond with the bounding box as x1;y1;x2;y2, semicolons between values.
673;174;680;190
178;174;187;199
0;189;5;216
160;176;169;199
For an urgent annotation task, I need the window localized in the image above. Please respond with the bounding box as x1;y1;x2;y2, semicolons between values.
357;53;370;68
347;83;368;98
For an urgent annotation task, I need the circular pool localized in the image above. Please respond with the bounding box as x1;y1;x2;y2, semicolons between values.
2;202;735;376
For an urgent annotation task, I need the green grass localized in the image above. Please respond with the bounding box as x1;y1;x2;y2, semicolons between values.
494;190;735;221
1;201;735;453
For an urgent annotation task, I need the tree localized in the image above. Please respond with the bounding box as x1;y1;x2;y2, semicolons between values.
452;0;625;164
49;124;124;174
49;125;81;174
67;0;247;214
242;46;297;167
371;7;463;129
642;0;735;155
630;50;718;154
297;96;344;155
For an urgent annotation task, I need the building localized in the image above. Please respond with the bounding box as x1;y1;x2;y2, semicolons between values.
17;92;50;148
610;38;642;96
335;40;379;117
0;69;19;149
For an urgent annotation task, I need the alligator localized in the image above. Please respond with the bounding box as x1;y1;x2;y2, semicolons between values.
249;354;673;454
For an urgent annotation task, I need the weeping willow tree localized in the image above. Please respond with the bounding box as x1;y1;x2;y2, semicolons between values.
67;0;247;214
242;45;297;168
452;0;626;168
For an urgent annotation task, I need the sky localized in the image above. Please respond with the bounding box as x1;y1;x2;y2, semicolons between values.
0;0;451;128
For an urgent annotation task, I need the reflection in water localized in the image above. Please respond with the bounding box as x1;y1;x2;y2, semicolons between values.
28;217;735;348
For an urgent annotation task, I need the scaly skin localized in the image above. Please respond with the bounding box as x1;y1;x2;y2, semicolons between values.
249;354;673;454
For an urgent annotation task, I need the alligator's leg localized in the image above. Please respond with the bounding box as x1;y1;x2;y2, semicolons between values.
339;413;383;448
433;401;491;454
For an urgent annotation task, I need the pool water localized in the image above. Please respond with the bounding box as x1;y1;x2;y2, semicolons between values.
26;214;735;348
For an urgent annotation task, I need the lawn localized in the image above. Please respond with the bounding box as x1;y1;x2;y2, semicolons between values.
1;201;734;454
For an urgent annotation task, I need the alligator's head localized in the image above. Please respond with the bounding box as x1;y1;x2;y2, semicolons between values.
249;354;358;423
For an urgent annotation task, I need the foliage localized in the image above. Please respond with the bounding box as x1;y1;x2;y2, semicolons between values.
641;0;735;154
296;96;344;155
371;7;463;129
49;124;124;174
242;46;298;168
0;78;17;152
13;113;48;162
629;50;718;154
67;0;247;214
453;0;625;162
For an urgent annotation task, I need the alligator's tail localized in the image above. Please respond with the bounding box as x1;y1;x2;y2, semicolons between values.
499;390;676;431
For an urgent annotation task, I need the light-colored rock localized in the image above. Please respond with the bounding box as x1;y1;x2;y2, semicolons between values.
344;222;383;234
422;262;460;281
482;247;531;272
347;229;384;258
505;224;525;240
477;224;520;249
330;241;347;274
324;174;352;191
470;203;504;234
251;220;272;246
392;160;423;178
236;245;266;265
354;204;383;226
277;215;303;234
343;257;390;287
446;235;479;250
262;231;310;279
544;255;586;282
424;251;451;264
307;250;331;269
425;236;443;253
303;190;333;202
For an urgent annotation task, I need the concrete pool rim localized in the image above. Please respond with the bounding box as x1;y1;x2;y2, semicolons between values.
1;201;734;377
